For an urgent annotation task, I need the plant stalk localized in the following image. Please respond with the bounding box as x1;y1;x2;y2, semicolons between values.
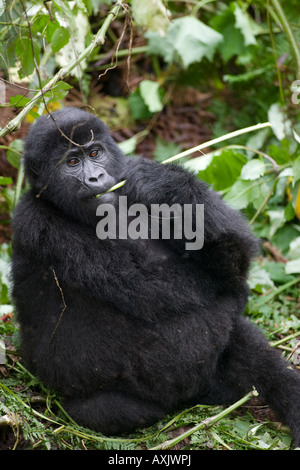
149;389;258;450
96;122;272;198
269;0;300;79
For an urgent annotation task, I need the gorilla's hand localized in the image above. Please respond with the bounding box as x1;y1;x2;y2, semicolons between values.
121;157;195;207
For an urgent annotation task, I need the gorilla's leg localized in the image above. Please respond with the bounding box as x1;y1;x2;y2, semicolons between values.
64;392;165;435
200;316;300;446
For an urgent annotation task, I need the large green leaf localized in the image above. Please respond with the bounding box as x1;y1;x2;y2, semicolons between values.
147;16;223;68
195;150;247;191
14;37;41;77
139;80;163;113
210;7;245;61
132;0;170;34
240;159;266;180
51;27;70;53
233;4;258;46
223;178;273;211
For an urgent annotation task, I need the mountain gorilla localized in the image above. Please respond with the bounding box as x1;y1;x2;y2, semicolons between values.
12;107;300;444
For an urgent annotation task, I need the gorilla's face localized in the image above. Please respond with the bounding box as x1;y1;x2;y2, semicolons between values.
56;139;118;203
23;108;125;223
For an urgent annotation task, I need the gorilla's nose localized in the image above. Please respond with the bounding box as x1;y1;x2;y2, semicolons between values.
89;173;104;183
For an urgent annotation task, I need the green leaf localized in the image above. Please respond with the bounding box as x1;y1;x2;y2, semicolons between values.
0;0;5;16
0;176;13;185
54;0;76;30
196;150;247;191
263;261;294;284
271;225;300;255
45;81;73;100
248;263;274;293
14;37;41;77
223;179;261;210
240;159;266;180
267;209;286;237
132;0;170;34
147;16;222;68
51;27;70;53
284;202;295;221
210;7;245;61
129;89;153;120
223;66;272;84
31;15;60;43
288;237;300;260
233;4;257;46
6;139;24;169
139;80;164;113
285;259;300;274
9;95;31;108
118;136;138;155
268;141;292;165
293;155;300;183
268;103;292;141
154;137;182;162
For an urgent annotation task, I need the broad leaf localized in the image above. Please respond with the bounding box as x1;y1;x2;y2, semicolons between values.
139;80;163;113
240;159;266;180
14;37;41;77
0;177;13;185
51;27;70;53
196;150;247;191
132;0;170;34
233;4;257;46
147;16;222;68
294;155;300;183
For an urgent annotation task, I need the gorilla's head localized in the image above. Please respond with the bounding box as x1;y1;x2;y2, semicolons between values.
23;107;125;223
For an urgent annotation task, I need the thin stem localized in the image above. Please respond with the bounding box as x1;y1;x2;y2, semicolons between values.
249;178;278;225
96;122;272;198
0;381;61;426
149;389;258;450
93;45;148;62
163;122;272;164
252;277;300;309
269;0;300;79
13;162;25;208
271;331;300;348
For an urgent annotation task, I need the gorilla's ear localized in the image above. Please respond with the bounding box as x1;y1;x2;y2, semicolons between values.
29;160;40;176
23;153;40;179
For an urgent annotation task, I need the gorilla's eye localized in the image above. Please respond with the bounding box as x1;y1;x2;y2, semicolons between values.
68;157;80;166
90;150;98;158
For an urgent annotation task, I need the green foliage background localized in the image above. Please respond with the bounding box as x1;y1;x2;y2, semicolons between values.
1;0;300;450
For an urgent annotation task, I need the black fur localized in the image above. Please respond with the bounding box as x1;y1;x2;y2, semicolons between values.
11;107;300;444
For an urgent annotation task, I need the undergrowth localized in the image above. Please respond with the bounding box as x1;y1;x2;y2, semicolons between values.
1;267;299;450
1;0;300;451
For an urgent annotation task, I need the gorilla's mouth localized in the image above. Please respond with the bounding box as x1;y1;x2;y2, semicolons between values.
82;187;112;200
85;190;116;201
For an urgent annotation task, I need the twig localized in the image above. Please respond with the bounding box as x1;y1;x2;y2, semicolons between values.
270;331;300;348
149;389;258;450
49;269;67;343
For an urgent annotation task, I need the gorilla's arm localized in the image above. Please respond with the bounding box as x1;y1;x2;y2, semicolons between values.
12;193;197;321
121;158;259;278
